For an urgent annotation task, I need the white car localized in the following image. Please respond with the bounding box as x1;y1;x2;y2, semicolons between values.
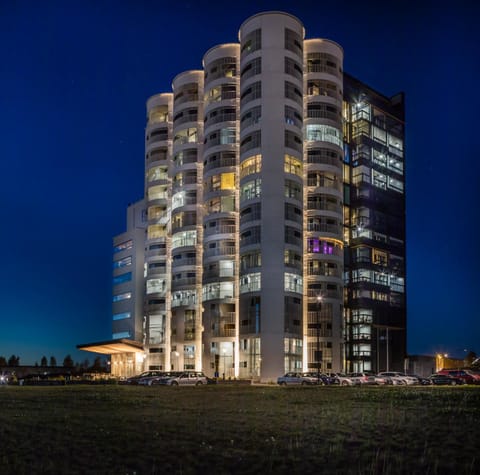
326;372;354;386
378;372;417;385
155;371;207;386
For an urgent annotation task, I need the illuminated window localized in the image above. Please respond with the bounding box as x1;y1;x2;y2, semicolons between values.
221;173;235;189
173;127;197;145
148;206;167;221
112;292;131;302
284;154;302;176
113;312;131;321
113;240;132;253
284;273;302;293
148;106;169;124
148;185;168;201
147;166;167;182
202;282;234;301
306;124;342;147
113;256;132;269
240;155;261;179
307;239;340;255
172;230;197;249
240;273;261;293
219;260;234;277
112;331;131;339
220;128;236;145
147;279;166;294
148;225;167;240
373;249;388;266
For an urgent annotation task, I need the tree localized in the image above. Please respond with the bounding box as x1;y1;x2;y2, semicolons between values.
50;356;57;367
91;356;103;372
41;356;48;367
8;355;20;366
63;354;74;368
0;356;6;367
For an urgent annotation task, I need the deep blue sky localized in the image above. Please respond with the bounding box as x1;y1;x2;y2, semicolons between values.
1;0;478;365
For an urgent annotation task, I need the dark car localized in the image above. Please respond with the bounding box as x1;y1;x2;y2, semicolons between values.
124;371;163;385
428;374;465;386
304;372;338;385
437;370;480;385
410;374;432;385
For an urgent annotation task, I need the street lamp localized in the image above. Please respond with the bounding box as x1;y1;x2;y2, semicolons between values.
316;294;323;384
222;348;227;380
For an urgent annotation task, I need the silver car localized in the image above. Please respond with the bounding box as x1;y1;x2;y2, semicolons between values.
326;372;354;386
277;372;318;386
156;371;207;386
378;372;417;385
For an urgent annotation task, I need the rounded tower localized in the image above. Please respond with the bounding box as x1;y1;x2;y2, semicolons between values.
144;93;173;371
239;12;305;381
170;70;204;371
201;44;240;379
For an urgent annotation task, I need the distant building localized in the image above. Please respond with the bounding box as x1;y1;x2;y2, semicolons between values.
79;11;406;381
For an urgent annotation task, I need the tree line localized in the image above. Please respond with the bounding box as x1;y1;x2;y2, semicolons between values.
0;354;107;371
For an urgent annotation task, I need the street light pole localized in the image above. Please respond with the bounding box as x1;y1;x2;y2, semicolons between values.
316;294;322;384
222;348;227;380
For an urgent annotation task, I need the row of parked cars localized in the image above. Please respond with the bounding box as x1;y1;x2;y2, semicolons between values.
277;369;480;386
122;370;212;386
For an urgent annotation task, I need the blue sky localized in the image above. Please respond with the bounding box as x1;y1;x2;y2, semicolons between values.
0;0;478;365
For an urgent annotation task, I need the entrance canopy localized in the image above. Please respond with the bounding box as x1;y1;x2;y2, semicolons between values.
77;338;144;355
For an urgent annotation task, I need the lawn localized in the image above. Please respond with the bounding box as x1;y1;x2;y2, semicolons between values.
0;384;478;474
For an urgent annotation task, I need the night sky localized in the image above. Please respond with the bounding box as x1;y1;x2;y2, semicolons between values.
1;0;478;366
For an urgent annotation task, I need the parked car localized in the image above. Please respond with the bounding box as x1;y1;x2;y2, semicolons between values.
305;372;340;385
428;374;466;385
277;372;318;386
139;371;179;386
365;372;389;385
155;371;207;386
409;374;432;385
124;371;163;385
377;372;417;385
347;372;377;385
437;370;480;384
325;372;354;386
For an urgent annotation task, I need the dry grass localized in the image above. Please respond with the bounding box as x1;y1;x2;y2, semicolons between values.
0;384;478;474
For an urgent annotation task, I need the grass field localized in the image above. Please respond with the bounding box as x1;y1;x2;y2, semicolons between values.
0;384;478;474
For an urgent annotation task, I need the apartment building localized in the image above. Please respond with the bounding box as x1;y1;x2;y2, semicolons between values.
80;11;406;381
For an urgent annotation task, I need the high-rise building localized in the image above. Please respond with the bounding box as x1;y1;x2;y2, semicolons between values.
79;11;406;381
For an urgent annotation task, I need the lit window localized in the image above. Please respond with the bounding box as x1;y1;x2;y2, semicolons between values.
284;273;302;293
113;256;132;269
112;292;131;302
113;312;131;321
284;154;302;176
240;273;261;294
172;230;197;249
113;240;133;253
148;225;167;240
112;331;131;339
306;124;342;147
147;279;166;294
240;155;262;179
221;173;235;190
